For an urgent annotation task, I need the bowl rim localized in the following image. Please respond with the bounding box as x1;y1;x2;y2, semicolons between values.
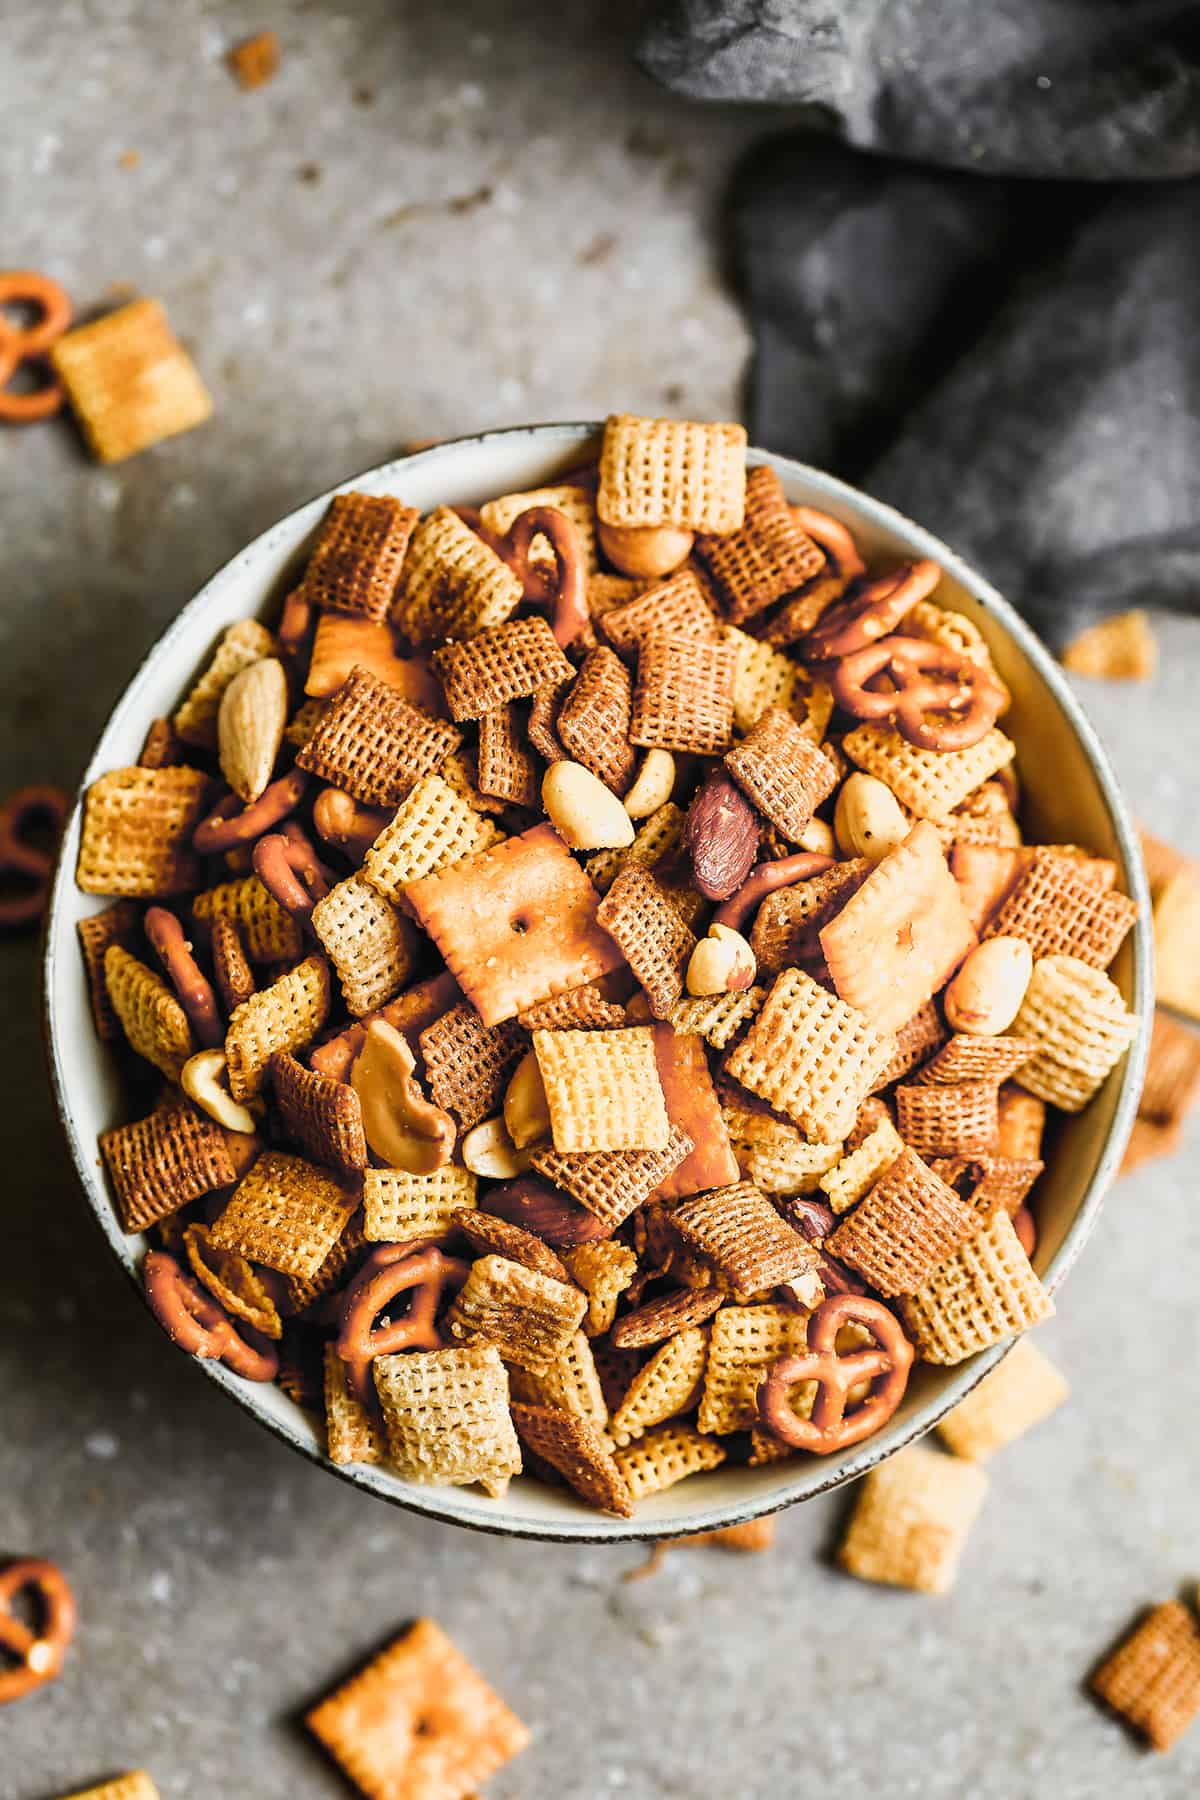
42;421;1153;1542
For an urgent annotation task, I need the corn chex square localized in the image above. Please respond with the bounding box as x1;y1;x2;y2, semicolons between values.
208;1150;355;1279
479;482;599;573
613;1422;726;1500
936;1337;1069;1461
598;413;747;533
608;1325;709;1446
77;765;208;898
532;1026;670;1152
697;1302;808;1435
173;619;275;747
312;875;420;1018
899;1209;1053;1364
324;1343;385;1466
398;506;525;646
1010;954;1138;1112
838;1443;989;1593
360;773;500;901
51;298;212;463
725;968;896;1142
373;1345;521;1494
56;1778;161;1800
446;1255;588;1373
103;945;194;1079
192;874;303;962
406;824;625;1026
305;1617;530;1800
843;723;1015;822
362;1166;478;1243
508;1330;609;1435
224;954;331;1100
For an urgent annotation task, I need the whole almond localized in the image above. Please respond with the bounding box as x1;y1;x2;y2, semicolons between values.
218;657;288;803
486;1176;611;1247
684;767;759;900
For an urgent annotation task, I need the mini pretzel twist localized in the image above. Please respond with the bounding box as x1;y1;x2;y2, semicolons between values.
0;1558;77;1706
458;504;589;646
830;633;1006;751
804;559;940;661
336;1242;470;1407
144;906;224;1047
192;767;307;854
757;1293;914;1453
252;822;332;922
143;1249;279;1382
0;784;67;929
711;850;836;936
0;272;72;423
790;506;866;581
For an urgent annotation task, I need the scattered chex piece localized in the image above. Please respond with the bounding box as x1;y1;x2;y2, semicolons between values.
374;1345;521;1494
208;1150;355;1279
51;297;212;463
838;1443;988;1593
936;1337;1069;1461
1061;608;1157;682
305;1618;530;1799
1091;1599;1200;1753
77;765;208;897
56;1777;160;1800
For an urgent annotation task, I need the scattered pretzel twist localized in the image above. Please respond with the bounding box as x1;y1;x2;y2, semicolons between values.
757;1293;914;1454
830;634;1007;752
458;504;589;646
252;822;331;922
0;784;67;930
143;1249;279;1382
336;1242;470;1407
0;1558;77;1706
144;906;223;1047
0;273;72;423
192;767;308;855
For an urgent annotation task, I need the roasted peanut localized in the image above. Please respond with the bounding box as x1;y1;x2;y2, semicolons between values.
542;760;635;850
503;1049;552;1149
350;1019;455;1173
686;923;757;996
943;935;1033;1035
597;520;694;579
623;749;676;820
834;772;909;863
461;1116;534;1180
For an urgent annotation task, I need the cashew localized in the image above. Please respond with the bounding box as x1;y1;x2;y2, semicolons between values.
543;760;636;850
350;1020;456;1173
597;520;694;579
503;1049;552;1150
944;936;1033;1036
686;923;757;996
181;1048;261;1135
834;773;909;863
461;1116;535;1180
798;816;835;857
623;749;676;820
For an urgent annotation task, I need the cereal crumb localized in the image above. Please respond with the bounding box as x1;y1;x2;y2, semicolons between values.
226;30;280;91
118;149;140;170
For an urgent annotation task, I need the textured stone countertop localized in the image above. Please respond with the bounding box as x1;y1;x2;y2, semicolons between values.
3;3;1199;1796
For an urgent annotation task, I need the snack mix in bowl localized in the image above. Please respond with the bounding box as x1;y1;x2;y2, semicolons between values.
74;415;1140;1518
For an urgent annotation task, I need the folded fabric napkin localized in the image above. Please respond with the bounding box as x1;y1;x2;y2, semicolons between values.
638;1;1200;646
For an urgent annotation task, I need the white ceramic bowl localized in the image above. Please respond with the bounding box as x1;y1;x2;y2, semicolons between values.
43;424;1152;1541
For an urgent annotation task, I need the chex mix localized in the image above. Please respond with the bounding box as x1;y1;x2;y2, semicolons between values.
75;414;1140;1519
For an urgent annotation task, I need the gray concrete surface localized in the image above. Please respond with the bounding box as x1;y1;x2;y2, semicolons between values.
3;3;1199;1795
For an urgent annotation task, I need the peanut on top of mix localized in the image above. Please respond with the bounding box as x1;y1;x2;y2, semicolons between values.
75;414;1139;1514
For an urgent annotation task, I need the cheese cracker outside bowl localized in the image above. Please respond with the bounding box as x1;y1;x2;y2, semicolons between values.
42;424;1151;1542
